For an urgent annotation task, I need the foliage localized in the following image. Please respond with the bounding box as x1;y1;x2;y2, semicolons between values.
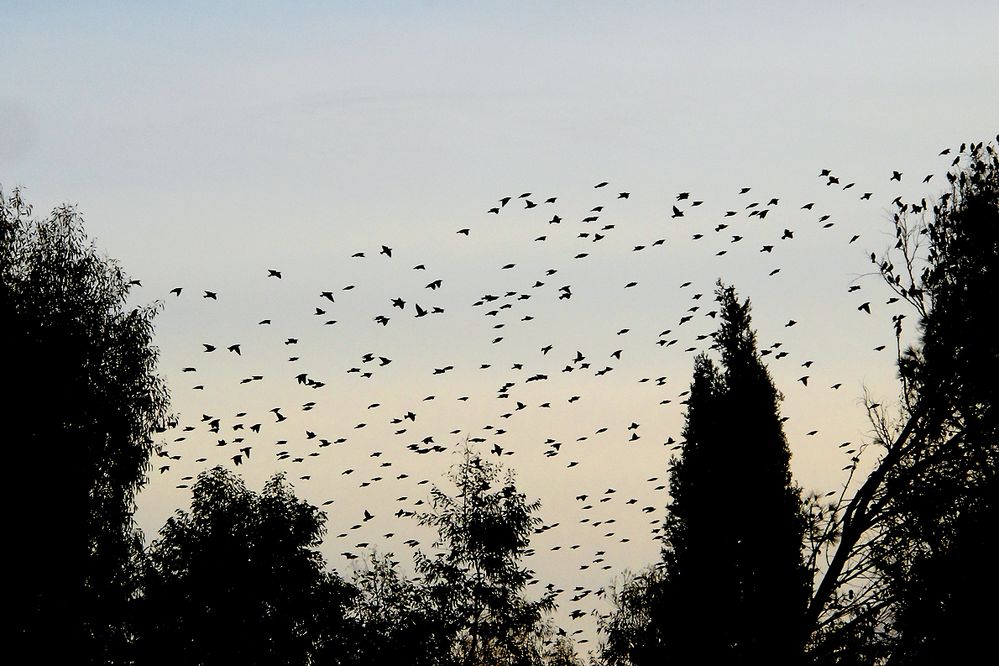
415;446;558;666
886;474;997;665
805;140;998;663
879;140;998;662
596;567;667;666
347;551;451;666
647;284;809;665
2;188;170;663
134;467;356;665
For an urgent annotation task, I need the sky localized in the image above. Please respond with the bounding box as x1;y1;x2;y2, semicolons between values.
3;0;998;655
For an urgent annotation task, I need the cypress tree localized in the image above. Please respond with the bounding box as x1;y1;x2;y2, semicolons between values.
652;283;809;665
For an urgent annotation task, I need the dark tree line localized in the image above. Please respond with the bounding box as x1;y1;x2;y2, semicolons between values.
5;138;995;665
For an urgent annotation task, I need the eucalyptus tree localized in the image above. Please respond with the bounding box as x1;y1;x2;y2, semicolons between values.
3;188;170;663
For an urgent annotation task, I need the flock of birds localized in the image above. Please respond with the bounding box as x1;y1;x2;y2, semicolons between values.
136;144;976;650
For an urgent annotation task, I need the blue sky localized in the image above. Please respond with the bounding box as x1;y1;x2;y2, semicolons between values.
3;0;997;653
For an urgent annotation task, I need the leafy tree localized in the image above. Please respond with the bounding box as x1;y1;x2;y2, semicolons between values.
133;467;356;665
879;140;998;664
2;188;170;663
597;567;667;666
415;446;558;666
805;140;998;663
648;283;809;665
346;551;451;666
537;629;585;666
886;474;996;665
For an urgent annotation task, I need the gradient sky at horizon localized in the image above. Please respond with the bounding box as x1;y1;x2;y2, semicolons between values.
3;1;998;655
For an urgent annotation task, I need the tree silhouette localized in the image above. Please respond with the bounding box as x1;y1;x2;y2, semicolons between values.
415;446;558;666
886;474;997;665
347;551;452;666
2;188;170;663
879;140;998;662
598;566;667;666
805;140;998;662
648;283;809;665
133;467;356;665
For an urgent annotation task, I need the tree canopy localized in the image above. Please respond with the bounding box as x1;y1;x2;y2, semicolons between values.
798;142;999;665
3;188;170;663
875;140;998;663
134;467;357;665
347;551;453;666
416;447;560;666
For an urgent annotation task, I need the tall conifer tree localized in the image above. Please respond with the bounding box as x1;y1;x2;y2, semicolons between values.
651;283;809;665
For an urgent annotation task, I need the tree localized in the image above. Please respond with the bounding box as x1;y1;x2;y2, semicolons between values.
805;140;998;663
133;467;356;665
597;566;667;666
347;551;452;666
879;139;998;664
415;446;558;666
2;188;170;663
648;283;810;665
886;473;997;665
